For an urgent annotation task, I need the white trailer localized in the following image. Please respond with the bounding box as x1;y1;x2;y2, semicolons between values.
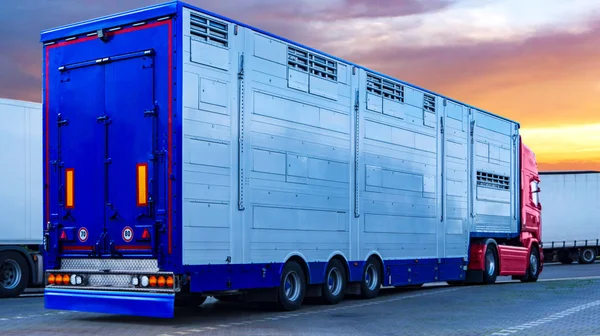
0;97;45;297
539;171;600;264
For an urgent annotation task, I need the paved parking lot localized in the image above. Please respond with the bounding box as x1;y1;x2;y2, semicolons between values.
1;263;600;336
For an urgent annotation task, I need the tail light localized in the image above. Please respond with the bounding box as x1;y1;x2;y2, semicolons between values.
133;275;176;288
47;273;85;286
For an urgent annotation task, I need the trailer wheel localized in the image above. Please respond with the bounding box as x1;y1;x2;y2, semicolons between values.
321;259;347;305
578;248;597;264
277;261;306;311
482;245;498;285
0;251;29;298
521;245;540;283
360;258;382;299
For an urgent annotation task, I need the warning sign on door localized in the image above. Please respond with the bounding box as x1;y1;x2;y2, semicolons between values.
122;226;134;243
78;227;88;243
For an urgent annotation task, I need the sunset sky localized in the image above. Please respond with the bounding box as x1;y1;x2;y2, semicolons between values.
2;0;599;171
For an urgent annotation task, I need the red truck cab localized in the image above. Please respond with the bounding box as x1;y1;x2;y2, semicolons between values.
467;136;543;283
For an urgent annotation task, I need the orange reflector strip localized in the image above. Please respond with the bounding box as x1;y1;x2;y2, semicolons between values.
149;276;157;287
55;274;63;284
48;274;55;285
136;163;148;207
65;168;74;208
158;276;166;287
166;276;174;287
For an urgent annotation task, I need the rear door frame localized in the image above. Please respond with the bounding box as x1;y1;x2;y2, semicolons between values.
42;15;178;271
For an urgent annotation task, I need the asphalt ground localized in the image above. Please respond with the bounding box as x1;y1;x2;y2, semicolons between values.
1;262;600;336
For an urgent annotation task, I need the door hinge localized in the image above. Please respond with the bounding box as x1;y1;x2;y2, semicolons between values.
440;117;444;134
144;102;159;117
57;113;69;127
96;115;111;124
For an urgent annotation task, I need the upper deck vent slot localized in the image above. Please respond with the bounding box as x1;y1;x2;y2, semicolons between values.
287;46;337;81
424;94;436;112
190;12;229;48
367;73;404;103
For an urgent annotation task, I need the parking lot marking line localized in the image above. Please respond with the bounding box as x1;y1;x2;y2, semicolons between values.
154;287;463;336
489;299;600;335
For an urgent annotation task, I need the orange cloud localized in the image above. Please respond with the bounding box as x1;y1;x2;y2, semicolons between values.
1;0;599;171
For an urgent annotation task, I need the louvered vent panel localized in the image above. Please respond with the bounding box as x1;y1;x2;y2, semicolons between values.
424;94;436;112
367;73;404;102
190;13;229;48
476;171;510;190
366;74;382;96
288;46;337;81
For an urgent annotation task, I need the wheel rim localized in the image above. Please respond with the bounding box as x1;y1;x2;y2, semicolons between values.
364;264;378;291
530;252;538;275
0;259;22;290
327;268;343;296
486;250;495;276
283;271;301;302
582;250;594;262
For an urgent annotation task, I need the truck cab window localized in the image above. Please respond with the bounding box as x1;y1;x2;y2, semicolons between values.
531;180;540;207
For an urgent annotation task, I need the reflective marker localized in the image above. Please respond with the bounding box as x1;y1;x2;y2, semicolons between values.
136;163;148;206
65;168;74;208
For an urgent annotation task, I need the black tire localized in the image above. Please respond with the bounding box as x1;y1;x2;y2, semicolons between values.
175;294;207;307
521;245;541;283
0;251;30;298
482;244;498;285
360;257;382;299
578;248;597;265
321;259;347;305
277;261;306;311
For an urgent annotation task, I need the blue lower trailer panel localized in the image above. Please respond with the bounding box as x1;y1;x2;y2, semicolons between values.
186;258;466;293
44;288;175;318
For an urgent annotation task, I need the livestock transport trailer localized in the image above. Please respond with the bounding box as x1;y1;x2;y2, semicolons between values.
41;1;543;318
539;171;600;264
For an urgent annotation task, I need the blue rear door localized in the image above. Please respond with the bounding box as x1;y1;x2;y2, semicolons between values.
57;52;157;257
57;63;106;254
104;52;157;255
47;20;174;260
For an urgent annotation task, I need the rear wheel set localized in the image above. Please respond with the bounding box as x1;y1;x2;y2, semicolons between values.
579;248;597;264
0;251;29;298
277;258;381;311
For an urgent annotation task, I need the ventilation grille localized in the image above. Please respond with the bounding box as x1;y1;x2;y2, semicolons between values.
424;94;435;112
477;171;510;190
367;74;404;102
288;46;337;81
367;74;404;103
190;13;228;48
